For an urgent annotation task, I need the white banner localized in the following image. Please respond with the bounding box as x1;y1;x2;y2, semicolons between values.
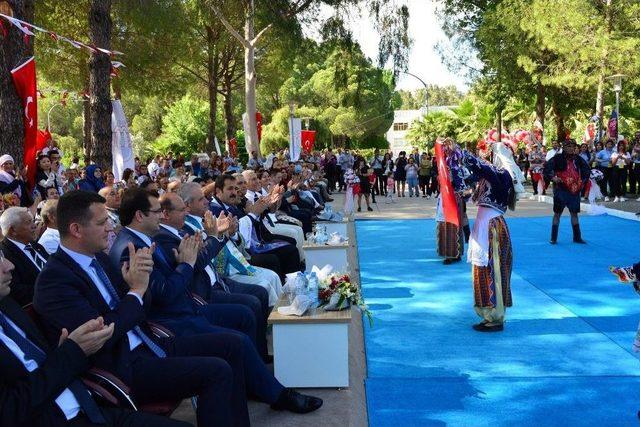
111;100;134;180
214;136;222;156
288;117;302;161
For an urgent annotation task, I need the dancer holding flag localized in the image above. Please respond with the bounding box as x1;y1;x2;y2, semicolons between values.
449;140;520;332
434;139;467;265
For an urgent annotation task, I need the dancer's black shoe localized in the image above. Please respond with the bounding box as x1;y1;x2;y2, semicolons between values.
472;322;504;332
443;256;461;265
572;224;586;244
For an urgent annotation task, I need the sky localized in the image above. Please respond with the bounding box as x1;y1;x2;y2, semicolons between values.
344;0;469;92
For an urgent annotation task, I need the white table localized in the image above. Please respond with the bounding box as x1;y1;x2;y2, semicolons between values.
269;296;351;388
318;218;350;237
303;242;349;272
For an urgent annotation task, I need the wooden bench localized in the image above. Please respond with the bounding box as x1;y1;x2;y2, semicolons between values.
268;295;352;388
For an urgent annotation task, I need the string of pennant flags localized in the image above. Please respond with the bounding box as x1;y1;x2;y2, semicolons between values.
0;12;125;75
36;88;89;105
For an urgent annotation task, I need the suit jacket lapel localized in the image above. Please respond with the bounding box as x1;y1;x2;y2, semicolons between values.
0;298;50;351
53;249;112;312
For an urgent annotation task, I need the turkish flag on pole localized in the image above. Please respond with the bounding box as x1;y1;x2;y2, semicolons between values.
11;57;39;186
434;141;460;227
301;130;316;153
228;138;238;158
256;111;263;143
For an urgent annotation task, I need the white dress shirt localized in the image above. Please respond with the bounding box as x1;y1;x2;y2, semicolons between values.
59;245;143;350
8;238;47;270
0;313;81;420
245;189;260;203
38;227;60;255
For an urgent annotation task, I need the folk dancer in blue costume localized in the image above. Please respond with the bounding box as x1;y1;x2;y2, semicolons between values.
455;141;524;332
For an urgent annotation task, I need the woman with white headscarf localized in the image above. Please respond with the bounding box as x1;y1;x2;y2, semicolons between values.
0;155;32;207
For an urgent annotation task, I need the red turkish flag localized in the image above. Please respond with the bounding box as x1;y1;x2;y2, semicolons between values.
11;57;39;186
37;128;52;148
301;130;316;153
228;138;238;158
256;111;262;143
435;141;459;227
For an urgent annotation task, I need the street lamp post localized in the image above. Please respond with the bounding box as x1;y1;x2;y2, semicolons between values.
607;74;625;118
401;71;429;115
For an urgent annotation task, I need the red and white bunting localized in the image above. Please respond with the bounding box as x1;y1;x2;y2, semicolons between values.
0;13;124;59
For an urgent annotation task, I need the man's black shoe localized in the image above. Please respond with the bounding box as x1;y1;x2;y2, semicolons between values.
271;388;323;413
443;257;461;265
573;238;587;244
472;322;504;332
550;240;557;245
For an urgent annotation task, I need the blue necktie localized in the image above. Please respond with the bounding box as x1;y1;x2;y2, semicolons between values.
89;259;166;358
0;312;106;423
153;245;171;269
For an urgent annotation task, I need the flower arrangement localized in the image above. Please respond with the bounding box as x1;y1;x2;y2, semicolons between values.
318;273;372;326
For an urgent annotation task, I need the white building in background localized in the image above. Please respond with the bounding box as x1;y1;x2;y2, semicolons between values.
385;106;457;154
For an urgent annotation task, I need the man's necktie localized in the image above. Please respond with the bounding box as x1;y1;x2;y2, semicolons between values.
0;312;106;423
89;259;166;358
253;193;259;203
24;244;45;270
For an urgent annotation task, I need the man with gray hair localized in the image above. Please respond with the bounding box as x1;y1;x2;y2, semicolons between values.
0;207;49;305
37;199;60;254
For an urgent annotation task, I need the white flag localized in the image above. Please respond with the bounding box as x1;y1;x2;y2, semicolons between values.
111;100;134;180
288;117;302;161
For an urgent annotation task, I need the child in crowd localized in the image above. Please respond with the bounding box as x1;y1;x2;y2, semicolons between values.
368;168;377;204
385;170;395;204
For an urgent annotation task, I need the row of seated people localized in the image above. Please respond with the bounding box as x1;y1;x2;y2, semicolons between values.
0;176;324;426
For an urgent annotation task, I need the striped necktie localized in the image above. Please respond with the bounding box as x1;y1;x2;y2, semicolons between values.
89;259;166;358
24;243;45;270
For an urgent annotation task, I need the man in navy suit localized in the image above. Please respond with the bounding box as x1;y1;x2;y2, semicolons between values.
154;193;270;357
108;188;322;415
0;254;191;427
33;191;249;426
209;175;300;279
0;207;50;306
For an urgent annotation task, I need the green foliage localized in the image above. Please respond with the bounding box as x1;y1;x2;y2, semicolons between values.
396;85;464;109
153;95;209;155
405;111;460;149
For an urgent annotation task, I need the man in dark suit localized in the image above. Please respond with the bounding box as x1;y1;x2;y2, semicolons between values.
33;191;250;426
209;175;301;279
0;248;191;427
109;189;256;349
156;192;271;361
108;188;321;415
0;207;50;306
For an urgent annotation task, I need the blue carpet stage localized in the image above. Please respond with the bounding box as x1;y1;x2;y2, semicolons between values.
357;215;640;426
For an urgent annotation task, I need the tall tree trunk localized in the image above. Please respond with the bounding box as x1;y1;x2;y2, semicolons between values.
89;0;113;169
223;73;235;142
551;99;565;142
0;0;28;165
595;0;613;140
82;96;92;163
243;1;259;155
206;26;220;153
535;80;545;142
